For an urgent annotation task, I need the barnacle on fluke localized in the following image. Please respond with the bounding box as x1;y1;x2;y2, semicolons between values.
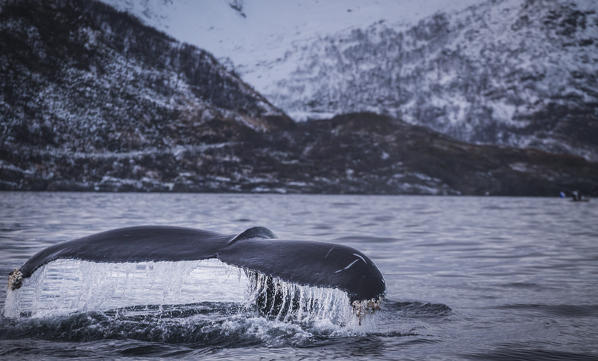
8;269;23;291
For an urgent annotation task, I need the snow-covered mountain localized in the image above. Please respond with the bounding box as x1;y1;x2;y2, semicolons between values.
262;0;598;161
100;0;598;161
2;0;597;195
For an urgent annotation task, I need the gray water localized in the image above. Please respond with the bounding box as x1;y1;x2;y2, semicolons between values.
1;192;597;360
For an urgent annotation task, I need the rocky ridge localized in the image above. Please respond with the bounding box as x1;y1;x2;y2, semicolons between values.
4;110;598;196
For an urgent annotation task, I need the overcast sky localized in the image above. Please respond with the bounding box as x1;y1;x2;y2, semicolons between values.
102;0;484;62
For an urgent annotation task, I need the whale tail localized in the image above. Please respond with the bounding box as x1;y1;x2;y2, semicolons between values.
9;226;385;306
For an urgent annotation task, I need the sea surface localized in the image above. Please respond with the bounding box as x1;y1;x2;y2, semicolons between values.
0;192;597;360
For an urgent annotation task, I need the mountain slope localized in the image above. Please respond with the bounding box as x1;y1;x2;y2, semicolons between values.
0;0;290;154
0;0;292;190
260;0;598;160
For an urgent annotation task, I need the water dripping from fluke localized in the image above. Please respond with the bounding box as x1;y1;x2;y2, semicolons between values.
247;270;357;326
3;259;380;330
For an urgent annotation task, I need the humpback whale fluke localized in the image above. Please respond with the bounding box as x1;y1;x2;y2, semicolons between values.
8;226;385;313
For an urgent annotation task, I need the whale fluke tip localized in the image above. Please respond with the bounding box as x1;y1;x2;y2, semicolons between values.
8;269;23;290
352;297;382;325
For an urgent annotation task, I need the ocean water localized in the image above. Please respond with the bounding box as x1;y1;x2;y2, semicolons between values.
0;192;597;360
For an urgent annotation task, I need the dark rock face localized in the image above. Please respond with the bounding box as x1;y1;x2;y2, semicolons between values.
3;110;597;196
1;1;597;196
251;113;598;196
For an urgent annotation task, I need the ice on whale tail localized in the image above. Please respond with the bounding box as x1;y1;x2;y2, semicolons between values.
8;226;385;313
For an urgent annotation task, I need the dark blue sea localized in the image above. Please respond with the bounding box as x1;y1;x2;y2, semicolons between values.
0;192;597;360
